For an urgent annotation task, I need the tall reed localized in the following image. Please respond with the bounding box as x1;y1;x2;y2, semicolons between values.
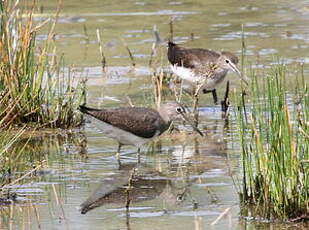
0;0;85;129
235;64;309;221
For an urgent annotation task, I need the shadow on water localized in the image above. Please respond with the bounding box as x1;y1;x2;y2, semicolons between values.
80;121;230;214
1;118;307;230
0;121;239;230
80;163;188;214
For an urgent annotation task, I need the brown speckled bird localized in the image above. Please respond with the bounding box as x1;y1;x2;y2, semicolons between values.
168;41;248;104
79;102;202;158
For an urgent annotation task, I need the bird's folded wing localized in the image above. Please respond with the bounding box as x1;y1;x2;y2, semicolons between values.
86;108;167;138
169;46;220;69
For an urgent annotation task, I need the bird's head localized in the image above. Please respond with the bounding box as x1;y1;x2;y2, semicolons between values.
218;52;248;85
159;102;203;136
159;102;186;122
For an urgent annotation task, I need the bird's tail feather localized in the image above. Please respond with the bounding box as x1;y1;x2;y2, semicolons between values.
168;39;176;48
79;105;101;114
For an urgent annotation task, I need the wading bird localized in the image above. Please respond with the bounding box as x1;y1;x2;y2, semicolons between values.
167;41;248;104
79;102;203;162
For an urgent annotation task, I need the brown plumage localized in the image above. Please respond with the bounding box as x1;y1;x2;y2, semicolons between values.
167;41;238;69
167;41;245;104
168;41;222;68
79;105;169;139
79;102;203;162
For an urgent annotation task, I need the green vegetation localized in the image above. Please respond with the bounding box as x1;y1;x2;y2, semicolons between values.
0;0;86;129
0;0;86;200
0;132;83;185
0;128;29;187
235;64;309;221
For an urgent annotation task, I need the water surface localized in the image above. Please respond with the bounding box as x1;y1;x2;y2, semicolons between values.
1;0;309;229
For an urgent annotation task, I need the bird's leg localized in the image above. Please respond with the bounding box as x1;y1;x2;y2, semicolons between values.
137;147;141;164
116;143;123;169
221;80;230;119
202;89;218;105
212;89;218;105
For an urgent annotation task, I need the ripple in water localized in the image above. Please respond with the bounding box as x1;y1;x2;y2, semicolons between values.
214;31;270;40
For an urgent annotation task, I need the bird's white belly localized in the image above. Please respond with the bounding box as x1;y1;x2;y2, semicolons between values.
86;115;154;147
170;64;227;91
170;65;203;83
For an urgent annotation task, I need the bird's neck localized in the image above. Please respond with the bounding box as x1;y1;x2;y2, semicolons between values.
214;67;228;75
157;109;172;125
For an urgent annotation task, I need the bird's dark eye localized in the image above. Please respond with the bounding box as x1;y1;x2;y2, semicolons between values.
177;194;184;201
225;59;230;64
176;107;183;113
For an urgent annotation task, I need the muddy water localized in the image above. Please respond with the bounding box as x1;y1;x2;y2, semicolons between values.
1;0;309;229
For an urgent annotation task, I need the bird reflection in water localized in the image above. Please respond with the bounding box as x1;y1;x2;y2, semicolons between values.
80;120;230;212
80;163;189;214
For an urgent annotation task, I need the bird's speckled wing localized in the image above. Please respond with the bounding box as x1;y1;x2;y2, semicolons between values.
168;41;220;69
80;106;169;138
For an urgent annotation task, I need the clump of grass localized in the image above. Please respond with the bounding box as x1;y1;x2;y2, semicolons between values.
0;0;85;129
235;63;309;221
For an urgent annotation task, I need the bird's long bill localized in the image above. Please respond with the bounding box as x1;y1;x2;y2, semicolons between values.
179;112;204;136
229;62;249;85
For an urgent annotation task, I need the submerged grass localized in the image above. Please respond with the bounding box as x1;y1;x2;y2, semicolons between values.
0;0;86;129
0;129;86;202
0;0;86;203
235;63;309;221
0;130;42;187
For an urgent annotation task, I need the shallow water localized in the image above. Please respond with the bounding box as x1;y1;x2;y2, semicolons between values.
1;0;309;229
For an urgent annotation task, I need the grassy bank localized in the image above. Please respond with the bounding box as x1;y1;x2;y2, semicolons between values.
0;0;85;129
235;63;308;221
0;0;86;202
